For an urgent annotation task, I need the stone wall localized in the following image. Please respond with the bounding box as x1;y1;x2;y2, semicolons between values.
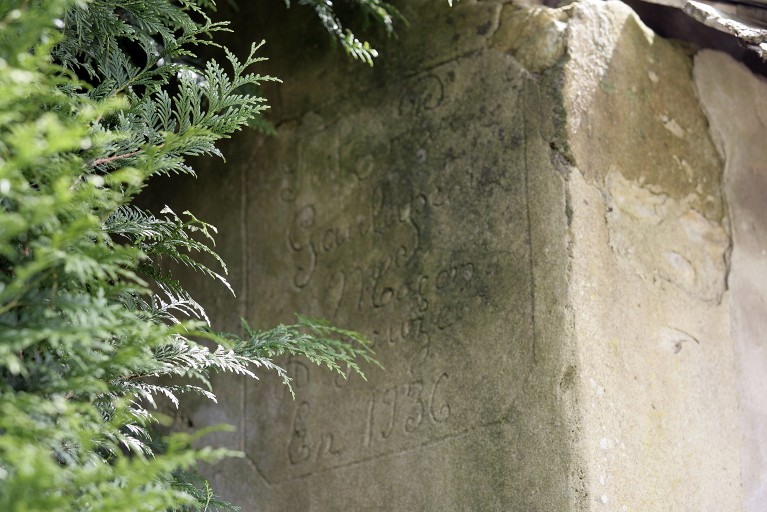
695;50;767;512
147;1;765;509
564;4;740;510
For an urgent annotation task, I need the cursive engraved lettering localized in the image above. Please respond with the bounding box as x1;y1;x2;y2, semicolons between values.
287;205;318;288
380;386;397;439
317;432;342;460
405;381;425;433
288;401;312;465
364;391;375;447
429;373;450;423
361;373;451;449
328;269;346;320
398;74;445;116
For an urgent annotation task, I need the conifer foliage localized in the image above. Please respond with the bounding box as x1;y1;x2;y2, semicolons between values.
0;0;391;510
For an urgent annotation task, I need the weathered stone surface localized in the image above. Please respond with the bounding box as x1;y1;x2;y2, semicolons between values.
151;2;580;510
565;0;724;220
603;170;729;303
564;2;742;510
231;46;577;512
144;1;761;510
247;50;535;484
695;49;767;512
491;5;568;72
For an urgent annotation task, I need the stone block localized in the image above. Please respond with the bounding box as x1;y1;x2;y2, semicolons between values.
145;1;764;509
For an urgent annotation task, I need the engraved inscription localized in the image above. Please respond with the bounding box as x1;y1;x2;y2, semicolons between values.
398;74;445;116
286;371;451;468
287;402;311;465
364;373;451;447
246;62;534;483
288;401;345;466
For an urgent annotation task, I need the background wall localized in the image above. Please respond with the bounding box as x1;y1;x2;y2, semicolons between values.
144;1;765;509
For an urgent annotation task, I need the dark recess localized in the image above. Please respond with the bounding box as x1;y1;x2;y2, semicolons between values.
622;0;767;76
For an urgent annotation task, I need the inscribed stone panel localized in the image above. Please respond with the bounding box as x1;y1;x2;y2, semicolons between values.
241;51;538;500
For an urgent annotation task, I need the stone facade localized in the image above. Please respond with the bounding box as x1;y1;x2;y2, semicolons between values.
695;50;767;512
148;1;765;509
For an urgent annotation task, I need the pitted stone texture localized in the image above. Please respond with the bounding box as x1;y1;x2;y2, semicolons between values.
245;52;535;484
491;5;569;72
230;46;576;510
695;49;767;512
604;171;729;302
386;1;503;73
146;1;752;510
565;0;724;221
568;171;740;512
159;2;580;506
565;2;742;511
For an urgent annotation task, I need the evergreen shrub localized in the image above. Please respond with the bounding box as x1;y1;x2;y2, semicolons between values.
0;0;404;509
